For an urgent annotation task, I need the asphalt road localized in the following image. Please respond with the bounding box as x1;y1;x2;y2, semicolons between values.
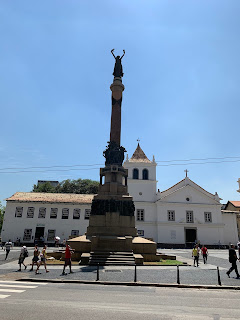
0;281;240;319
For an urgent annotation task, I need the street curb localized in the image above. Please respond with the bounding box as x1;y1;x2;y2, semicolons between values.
17;278;240;290
45;264;190;267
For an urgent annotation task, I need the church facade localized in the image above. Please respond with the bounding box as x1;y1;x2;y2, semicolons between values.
1;144;238;247
124;144;238;247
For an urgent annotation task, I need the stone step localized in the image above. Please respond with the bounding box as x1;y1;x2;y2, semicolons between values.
90;251;134;256
90;258;135;262
89;258;134;262
89;261;135;266
89;251;136;266
90;254;135;259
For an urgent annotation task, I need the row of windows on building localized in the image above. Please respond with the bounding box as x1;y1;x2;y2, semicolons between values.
133;168;149;180
22;228;81;241
23;228;146;242
15;207;213;223
136;209;212;223
15;207;91;220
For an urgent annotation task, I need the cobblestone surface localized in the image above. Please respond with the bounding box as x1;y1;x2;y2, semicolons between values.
0;248;240;287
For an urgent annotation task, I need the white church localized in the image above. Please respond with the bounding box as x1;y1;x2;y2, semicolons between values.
1;144;238;247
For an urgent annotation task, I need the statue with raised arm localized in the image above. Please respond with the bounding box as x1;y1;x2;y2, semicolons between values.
111;49;125;78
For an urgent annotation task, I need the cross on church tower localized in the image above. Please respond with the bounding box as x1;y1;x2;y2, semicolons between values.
184;169;189;177
137;138;140;143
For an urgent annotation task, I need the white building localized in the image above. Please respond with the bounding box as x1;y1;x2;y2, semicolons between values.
2;144;238;247
124;144;238;247
2;193;94;245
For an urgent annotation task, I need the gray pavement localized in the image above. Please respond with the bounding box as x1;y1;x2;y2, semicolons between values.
0;246;35;266
0;281;240;319
0;248;240;287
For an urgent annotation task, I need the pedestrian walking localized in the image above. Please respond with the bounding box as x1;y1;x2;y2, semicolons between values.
30;245;40;271
226;244;240;279
5;240;13;260
192;244;200;267
237;241;240;259
35;245;49;274
16;238;20;246
55;236;60;248
18;246;28;271
201;245;208;264
62;244;74;275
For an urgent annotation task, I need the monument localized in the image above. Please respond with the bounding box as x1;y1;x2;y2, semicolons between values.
68;50;161;265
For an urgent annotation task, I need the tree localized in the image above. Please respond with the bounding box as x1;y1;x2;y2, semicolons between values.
32;178;99;194
0;202;5;232
32;182;57;193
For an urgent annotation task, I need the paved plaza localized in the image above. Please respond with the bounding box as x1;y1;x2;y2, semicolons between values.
0;247;240;287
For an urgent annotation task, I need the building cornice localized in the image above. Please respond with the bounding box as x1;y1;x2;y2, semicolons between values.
7;200;92;205
137;221;225;228
157;201;222;207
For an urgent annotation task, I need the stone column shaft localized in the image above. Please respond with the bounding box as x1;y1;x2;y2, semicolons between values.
110;79;124;146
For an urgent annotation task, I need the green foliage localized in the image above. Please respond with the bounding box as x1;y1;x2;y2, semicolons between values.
32;182;56;193
32;178;99;194
0;202;5;232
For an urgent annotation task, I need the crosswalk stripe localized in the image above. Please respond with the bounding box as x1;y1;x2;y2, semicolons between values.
0;281;47;285
0;284;38;289
0;295;11;299
0;289;25;293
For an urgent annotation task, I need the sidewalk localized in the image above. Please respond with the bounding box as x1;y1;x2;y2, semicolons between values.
1;263;239;289
1;249;240;289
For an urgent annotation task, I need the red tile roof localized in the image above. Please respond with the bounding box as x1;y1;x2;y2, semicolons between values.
229;201;240;207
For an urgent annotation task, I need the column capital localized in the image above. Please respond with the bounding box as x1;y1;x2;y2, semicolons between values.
110;79;125;92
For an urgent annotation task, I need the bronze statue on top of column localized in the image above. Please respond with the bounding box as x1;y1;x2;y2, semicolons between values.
111;49;125;78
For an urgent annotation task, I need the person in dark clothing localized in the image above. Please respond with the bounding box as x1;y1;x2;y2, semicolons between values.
5;240;12;260
226;244;240;279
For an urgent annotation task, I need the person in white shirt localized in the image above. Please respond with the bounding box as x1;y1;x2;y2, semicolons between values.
5;240;12;260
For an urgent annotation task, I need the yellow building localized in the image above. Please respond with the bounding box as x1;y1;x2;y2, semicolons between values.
224;201;240;240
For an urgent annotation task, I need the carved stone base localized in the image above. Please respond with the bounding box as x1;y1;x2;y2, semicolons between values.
86;211;137;237
91;198;135;216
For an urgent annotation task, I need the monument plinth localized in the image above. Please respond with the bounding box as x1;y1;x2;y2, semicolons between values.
68;50;161;265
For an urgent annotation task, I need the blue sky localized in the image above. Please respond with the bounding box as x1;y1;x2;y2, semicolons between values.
0;1;240;205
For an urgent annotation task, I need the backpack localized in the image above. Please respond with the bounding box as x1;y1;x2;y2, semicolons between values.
24;249;28;258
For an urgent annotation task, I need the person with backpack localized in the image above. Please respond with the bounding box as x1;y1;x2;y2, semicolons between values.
18;246;28;271
5;240;13;260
